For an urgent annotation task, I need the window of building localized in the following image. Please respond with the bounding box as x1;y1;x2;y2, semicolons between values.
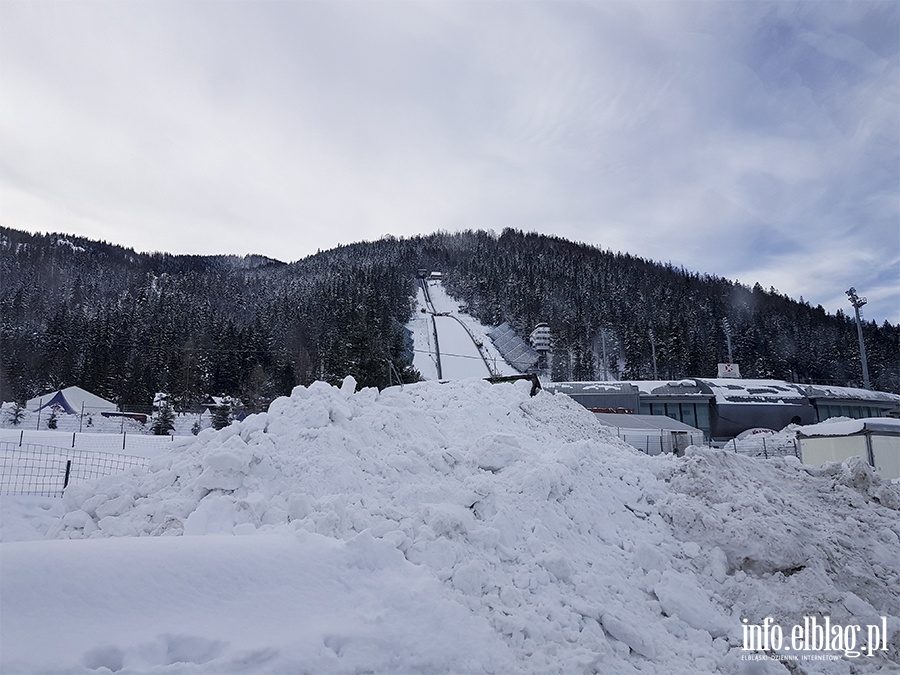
680;403;697;429
695;404;710;433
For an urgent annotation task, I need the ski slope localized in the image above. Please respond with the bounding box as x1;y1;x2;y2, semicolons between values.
408;279;519;380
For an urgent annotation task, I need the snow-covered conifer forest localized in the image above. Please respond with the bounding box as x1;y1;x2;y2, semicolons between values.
2;226;898;412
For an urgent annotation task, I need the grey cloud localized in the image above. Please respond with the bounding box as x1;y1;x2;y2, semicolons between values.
0;0;896;321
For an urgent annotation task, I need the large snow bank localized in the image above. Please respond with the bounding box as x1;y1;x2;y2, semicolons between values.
2;378;899;674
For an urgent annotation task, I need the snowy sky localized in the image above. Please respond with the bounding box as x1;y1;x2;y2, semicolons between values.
1;1;898;324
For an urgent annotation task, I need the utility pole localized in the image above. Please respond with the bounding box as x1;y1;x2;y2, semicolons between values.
648;329;659;380
846;287;871;389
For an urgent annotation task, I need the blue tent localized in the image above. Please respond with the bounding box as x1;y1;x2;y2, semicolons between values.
27;386;117;415
33;390;79;414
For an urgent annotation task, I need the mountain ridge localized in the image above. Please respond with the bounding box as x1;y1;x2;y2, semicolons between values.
2;226;897;408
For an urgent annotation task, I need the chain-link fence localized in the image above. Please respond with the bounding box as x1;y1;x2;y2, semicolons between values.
0;442;149;498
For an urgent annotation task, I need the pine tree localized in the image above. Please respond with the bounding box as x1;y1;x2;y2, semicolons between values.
151;402;176;436
211;398;233;430
5;402;26;426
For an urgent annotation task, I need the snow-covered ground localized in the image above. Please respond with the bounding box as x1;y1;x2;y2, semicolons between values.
408;279;519;380
0;401;214;439
2;377;898;674
0;428;179;459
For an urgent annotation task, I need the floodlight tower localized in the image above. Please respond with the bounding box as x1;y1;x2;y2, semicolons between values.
722;317;734;363
845;287;871;390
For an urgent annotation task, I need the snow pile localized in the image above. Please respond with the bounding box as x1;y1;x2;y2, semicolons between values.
2;378;900;674
727;427;801;459
660;450;900;623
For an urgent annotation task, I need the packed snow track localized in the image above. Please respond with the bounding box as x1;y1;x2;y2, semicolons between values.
415;277;495;380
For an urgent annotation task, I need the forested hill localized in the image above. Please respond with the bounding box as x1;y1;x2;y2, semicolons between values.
2;226;897;410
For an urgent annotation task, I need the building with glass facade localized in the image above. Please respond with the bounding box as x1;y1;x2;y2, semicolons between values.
543;379;900;442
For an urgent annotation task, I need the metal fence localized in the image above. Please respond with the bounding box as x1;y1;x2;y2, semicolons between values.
612;430;705;456
0;442;149;498
619;434;668;456
727;436;801;459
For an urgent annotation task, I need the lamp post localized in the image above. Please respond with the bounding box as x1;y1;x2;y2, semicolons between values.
845;287;871;390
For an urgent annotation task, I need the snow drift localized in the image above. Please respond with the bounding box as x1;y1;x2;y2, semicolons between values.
2;378;899;674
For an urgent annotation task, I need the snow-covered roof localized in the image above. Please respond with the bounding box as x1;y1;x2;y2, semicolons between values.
543;378;900;410
544;381;641;395
202;395;239;408
548;378;804;402
798;383;900;404
592;413;701;433
26;386;116;413
698;379;806;405
635;380;708;397
797;417;900;438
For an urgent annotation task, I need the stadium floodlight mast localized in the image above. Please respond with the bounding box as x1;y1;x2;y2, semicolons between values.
845;287;871;390
648;329;658;380
722;317;734;363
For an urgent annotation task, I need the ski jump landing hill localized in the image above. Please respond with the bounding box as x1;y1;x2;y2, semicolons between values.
410;275;519;381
